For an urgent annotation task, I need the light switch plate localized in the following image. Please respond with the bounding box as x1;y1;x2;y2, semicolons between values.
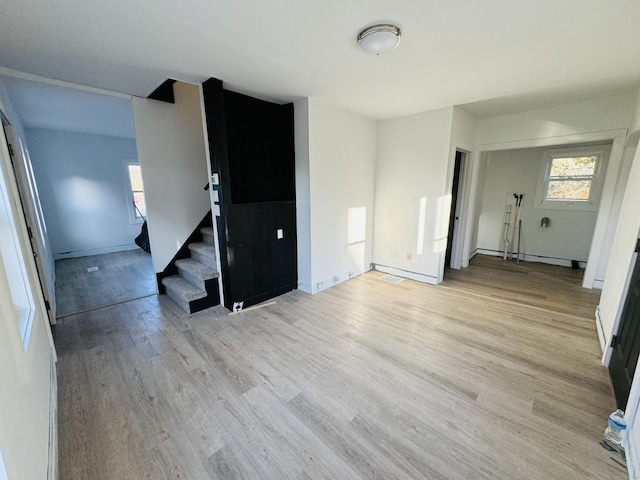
277;228;284;239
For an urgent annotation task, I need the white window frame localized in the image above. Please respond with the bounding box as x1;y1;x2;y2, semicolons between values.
126;161;145;224
534;146;607;211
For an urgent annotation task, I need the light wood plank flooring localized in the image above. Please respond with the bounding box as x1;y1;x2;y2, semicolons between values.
53;256;626;479
55;249;156;317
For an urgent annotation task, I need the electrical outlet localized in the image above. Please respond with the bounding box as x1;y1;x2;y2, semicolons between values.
391;250;397;258
406;252;412;260
277;228;284;239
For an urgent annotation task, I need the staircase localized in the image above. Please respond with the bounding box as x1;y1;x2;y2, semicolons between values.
161;227;220;314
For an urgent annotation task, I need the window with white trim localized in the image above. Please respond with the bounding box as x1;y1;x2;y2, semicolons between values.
534;146;607;211
127;163;146;222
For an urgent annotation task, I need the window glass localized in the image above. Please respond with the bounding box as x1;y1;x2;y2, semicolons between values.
549;156;597;177
534;146;608;211
128;164;146;218
546;180;592;201
544;155;598;202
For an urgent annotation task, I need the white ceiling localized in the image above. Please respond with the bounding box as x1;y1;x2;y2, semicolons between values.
1;0;640;121
0;75;136;138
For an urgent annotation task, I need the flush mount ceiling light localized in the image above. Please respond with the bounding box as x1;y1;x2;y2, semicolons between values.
357;24;401;55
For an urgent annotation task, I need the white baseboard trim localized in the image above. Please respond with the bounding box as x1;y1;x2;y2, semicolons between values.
373;264;438;285
592;279;605;289
308;268;372;294
462;249;479;268
297;282;312;294
475;249;587;268
53;243;139;260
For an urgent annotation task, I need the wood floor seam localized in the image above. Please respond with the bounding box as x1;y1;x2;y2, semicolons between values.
55;293;157;320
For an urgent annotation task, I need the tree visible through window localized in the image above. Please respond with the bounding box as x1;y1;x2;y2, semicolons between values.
544;155;598;202
128;164;146;218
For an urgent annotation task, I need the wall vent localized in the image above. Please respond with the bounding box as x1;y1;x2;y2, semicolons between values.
379;274;403;284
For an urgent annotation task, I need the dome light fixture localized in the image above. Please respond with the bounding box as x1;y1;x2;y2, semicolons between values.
357;24;401;55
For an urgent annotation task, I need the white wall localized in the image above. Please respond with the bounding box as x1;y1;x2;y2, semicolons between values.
599;145;640;343
475;145;611;266
450;107;477;154
468;152;488;259
0;91;56;480
373;107;454;283
294;98;312;292
475;94;634;147
132;82;211;274
296;98;376;293
26;128;140;259
598;118;640;476
598;99;640;352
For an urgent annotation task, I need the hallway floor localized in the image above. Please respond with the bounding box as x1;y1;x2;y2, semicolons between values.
54;248;155;318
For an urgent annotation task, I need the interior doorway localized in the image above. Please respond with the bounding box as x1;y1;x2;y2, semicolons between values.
609;239;640;409
0;74;156;321
445;150;466;275
469;141;617;287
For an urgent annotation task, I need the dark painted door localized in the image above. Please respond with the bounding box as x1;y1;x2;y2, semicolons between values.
609;242;640;409
202;79;297;310
445;151;463;269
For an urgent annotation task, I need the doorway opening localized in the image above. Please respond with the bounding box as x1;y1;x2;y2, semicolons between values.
0;73;156;320
444;149;466;278
608;237;640;410
469;141;614;287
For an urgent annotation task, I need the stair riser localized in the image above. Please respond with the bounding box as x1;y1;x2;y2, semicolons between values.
164;286;193;313
202;233;215;246
189;278;221;313
191;250;216;268
177;266;207;290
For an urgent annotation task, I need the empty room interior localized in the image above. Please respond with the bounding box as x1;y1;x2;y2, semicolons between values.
2;1;640;479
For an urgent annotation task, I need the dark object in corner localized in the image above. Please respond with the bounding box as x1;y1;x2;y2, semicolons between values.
133;203;151;253
135;221;151;253
571;260;579;269
148;79;177;104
